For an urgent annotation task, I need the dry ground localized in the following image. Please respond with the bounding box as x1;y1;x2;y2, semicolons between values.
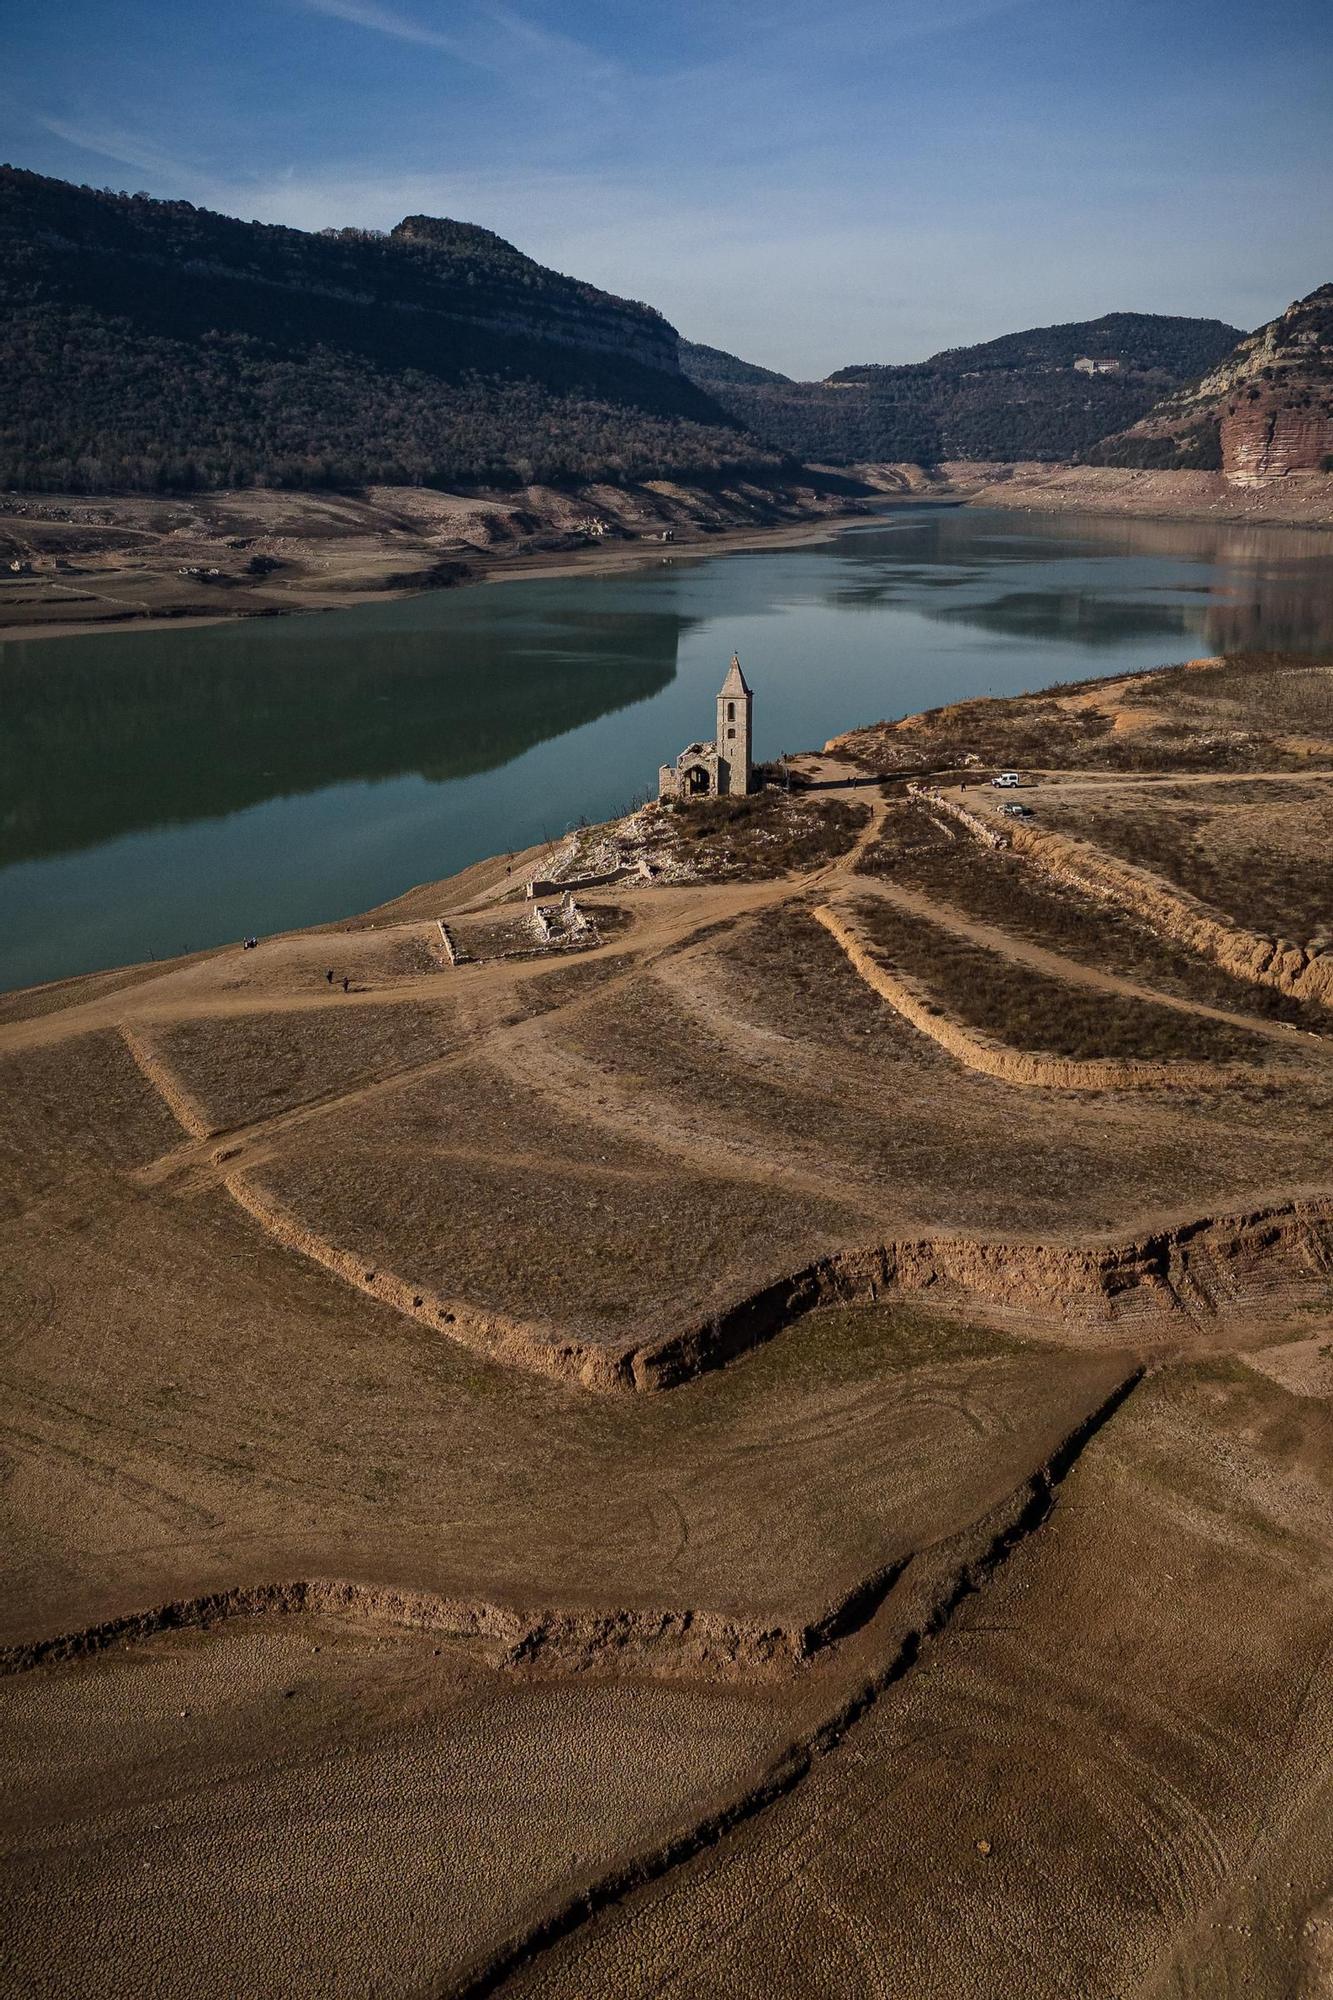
0;478;870;640
1034;775;1333;946
3;652;1333;1996
933;459;1333;529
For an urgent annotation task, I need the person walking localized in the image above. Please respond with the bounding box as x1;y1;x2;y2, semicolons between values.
326;968;334;984
342;976;350;993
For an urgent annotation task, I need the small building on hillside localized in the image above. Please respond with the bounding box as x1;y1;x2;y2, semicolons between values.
659;655;754;802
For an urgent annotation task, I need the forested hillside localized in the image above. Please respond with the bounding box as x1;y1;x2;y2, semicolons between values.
682;312;1243;464
0;166;779;493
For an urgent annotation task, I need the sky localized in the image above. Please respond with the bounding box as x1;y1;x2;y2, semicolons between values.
2;0;1330;378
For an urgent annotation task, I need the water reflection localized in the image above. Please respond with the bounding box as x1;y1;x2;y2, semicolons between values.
822;509;1333;656
1;605;683;868
3;506;1331;990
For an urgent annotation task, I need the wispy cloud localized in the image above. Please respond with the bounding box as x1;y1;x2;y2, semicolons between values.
34;116;199;185
297;0;624;94
299;0;467;55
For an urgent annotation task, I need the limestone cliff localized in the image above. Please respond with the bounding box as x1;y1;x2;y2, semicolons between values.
1090;284;1333;483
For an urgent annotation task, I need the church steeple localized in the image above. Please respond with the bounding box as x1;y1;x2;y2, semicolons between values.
720;652;751;698
716;654;753;795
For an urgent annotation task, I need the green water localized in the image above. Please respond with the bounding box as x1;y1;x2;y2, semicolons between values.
3;506;1331;992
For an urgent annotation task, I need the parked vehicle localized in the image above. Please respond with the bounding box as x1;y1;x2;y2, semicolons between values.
990;771;1021;788
1002;802;1034;818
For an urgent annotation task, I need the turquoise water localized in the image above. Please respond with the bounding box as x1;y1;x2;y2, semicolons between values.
3;505;1331;992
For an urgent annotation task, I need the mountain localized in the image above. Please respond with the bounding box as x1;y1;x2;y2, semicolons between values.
677;340;792;389
1088;285;1333;481
0;165;781;493
680;312;1243;465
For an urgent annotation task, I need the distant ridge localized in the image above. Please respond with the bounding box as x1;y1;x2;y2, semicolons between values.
0;165;782;493
681;311;1243;465
1088;284;1333;481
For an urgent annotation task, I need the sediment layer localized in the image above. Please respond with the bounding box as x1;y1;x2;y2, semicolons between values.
444;1368;1143;1999
119;1023;212;1138
0;1541;913;1684
226;1174;1333;1396
629;1195;1333;1387
225;1174;632;1392
118;964;1333;1397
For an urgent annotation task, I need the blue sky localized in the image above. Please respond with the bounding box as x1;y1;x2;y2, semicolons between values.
3;0;1329;376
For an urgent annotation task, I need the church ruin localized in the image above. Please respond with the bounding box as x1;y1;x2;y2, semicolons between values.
658;655;754;802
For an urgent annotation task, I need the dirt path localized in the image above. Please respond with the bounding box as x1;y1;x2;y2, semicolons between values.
1031;768;1333;794
844;874;1324;1052
812;903;1253;1094
127;878;809;1204
0;879;784;1057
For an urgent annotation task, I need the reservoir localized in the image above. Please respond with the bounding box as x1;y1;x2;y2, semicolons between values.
3;505;1331;993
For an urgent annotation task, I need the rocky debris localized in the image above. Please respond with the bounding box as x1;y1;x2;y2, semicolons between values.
449;900;601;965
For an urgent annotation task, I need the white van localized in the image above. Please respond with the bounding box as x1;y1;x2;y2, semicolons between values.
990;771;1021;789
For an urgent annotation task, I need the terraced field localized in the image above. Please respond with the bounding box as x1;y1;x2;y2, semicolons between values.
3;651;1332;1997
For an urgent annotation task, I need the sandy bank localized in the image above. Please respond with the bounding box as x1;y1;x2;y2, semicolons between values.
928;459;1333;529
0;475;890;645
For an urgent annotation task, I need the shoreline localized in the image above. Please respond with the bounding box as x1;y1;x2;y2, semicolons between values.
0;501;893;647
4;639;1321;1009
5;464;1330;647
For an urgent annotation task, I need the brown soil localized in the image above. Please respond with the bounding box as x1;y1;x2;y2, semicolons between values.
1034;776;1333;945
656;792;871;879
496;1362;1333;2000
7;467;1329;647
0;478;875;641
834;650;1333;776
932;459;1333;528
4;660;1333;1995
840;891;1271;1069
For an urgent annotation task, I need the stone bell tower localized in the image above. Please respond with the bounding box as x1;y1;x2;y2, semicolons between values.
716;653;753;796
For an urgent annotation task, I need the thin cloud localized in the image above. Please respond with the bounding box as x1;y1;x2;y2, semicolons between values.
35;117;197;185
480;3;626;92
299;0;479;58
296;0;620;92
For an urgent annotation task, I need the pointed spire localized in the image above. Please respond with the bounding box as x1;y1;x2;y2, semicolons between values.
720;652;751;697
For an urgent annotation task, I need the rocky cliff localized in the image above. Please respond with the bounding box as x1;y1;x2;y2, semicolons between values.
0;165;776;493
1090;284;1333;483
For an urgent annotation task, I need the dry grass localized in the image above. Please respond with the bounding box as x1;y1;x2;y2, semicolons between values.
315;1055;675;1182
851;895;1270;1065
837;649;1333;775
7;639;1333;2000
858;799;1325;1028
1038;782;1333;944
661;792;870;879
255;1142;861;1343
553;930;948;1199
1134;652;1333;739
155;1000;467;1130
0;1031;181;1210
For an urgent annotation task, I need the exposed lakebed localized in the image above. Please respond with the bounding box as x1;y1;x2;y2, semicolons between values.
4;506;1332;991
